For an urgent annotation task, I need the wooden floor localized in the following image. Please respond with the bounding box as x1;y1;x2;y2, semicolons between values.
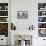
0;45;8;46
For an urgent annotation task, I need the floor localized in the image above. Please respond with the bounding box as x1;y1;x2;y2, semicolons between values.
0;45;8;46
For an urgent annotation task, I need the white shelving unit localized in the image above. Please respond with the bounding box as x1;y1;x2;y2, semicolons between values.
38;3;46;37
0;3;8;22
0;3;8;35
0;3;9;45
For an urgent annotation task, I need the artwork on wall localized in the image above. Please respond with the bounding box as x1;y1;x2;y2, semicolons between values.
17;11;28;19
38;29;46;37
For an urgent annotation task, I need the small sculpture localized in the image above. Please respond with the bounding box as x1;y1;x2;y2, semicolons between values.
11;23;16;30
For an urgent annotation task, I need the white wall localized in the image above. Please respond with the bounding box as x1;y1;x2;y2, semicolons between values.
11;0;38;45
11;0;46;46
11;0;46;30
11;0;38;30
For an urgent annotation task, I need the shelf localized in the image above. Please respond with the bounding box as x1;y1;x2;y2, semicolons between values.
38;22;46;23
38;15;46;17
0;22;8;23
0;16;8;17
38;28;46;29
38;10;46;11
0;10;8;11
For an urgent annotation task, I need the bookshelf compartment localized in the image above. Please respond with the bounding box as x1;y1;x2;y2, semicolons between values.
38;11;46;16
0;17;8;22
0;23;8;37
0;11;8;16
0;3;8;10
38;17;46;22
38;3;46;10
38;29;46;37
38;23;46;28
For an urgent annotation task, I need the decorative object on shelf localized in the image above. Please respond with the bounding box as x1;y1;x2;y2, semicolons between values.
0;6;1;10
40;8;45;10
29;25;35;30
38;23;46;28
0;3;8;10
11;23;16;30
38;3;46;10
0;23;8;37
42;11;46;16
38;17;43;22
38;17;46;22
42;12;45;15
17;11;28;19
0;23;8;30
0;17;8;22
5;6;8;10
0;11;8;16
38;29;46;37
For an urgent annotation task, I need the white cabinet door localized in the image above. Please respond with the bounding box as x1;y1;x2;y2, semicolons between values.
38;38;46;46
0;36;8;45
